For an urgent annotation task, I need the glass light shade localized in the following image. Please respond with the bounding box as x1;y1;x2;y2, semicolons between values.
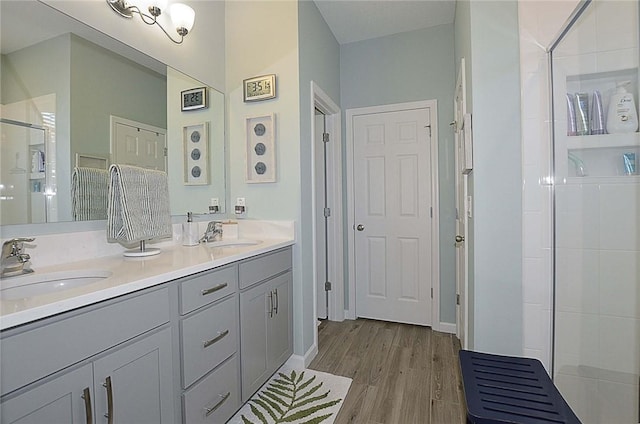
170;3;195;33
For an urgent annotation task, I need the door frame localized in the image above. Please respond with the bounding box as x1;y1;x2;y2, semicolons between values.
345;100;441;330
310;82;344;330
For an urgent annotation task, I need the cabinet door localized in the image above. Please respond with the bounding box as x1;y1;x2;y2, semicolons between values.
0;364;93;424
93;328;174;424
239;282;270;402
268;271;293;371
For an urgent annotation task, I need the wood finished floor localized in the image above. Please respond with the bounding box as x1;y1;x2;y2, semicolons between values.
308;319;467;424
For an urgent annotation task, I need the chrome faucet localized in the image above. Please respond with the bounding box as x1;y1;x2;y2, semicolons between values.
200;221;223;243
1;238;35;277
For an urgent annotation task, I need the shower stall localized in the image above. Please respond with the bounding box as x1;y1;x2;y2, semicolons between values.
550;1;639;422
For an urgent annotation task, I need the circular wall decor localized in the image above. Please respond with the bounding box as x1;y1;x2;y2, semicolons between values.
254;143;266;156
190;130;201;143
254;162;267;175
254;123;266;136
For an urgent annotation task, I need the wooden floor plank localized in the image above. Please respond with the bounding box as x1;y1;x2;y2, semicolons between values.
309;319;466;424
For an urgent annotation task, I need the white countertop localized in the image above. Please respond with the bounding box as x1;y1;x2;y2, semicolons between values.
0;238;294;331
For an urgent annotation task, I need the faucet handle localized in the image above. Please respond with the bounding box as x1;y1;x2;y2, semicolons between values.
3;238;35;255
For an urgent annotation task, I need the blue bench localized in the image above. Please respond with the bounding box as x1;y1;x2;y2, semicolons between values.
459;350;581;424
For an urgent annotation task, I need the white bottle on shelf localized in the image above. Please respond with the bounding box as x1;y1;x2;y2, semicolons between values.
606;81;638;134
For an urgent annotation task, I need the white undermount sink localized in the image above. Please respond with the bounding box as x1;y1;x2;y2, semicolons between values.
204;239;262;248
0;269;112;300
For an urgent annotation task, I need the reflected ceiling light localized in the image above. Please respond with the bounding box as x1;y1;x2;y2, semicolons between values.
106;0;195;44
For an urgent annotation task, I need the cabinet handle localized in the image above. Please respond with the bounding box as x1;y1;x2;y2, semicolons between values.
203;329;229;349
201;282;228;296
102;376;114;424
81;387;93;424
204;392;231;417
273;288;279;315
268;292;274;318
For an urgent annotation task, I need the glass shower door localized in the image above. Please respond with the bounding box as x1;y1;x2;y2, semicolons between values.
551;1;639;423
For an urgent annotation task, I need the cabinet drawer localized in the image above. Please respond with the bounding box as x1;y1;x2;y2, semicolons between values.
183;355;239;424
179;265;237;315
1;288;169;397
181;296;238;388
239;248;292;289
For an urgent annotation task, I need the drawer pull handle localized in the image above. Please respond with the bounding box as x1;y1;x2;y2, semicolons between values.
203;329;230;349
81;387;93;424
205;391;231;417
102;376;114;424
201;283;228;296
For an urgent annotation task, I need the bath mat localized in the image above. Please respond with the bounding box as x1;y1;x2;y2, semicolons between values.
228;366;352;424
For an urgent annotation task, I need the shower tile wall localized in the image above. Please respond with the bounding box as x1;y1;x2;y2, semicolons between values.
520;1;639;422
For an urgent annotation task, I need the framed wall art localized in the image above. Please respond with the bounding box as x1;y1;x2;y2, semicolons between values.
246;114;276;183
183;122;210;185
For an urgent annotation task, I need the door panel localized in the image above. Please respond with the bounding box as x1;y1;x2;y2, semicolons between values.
454;58;468;347
353;107;432;326
0;364;92;424
113;122;166;171
93;328;174;424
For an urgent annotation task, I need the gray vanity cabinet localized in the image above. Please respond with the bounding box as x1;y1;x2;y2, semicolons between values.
0;288;175;424
175;264;241;424
239;248;293;402
1;328;173;424
0;364;93;424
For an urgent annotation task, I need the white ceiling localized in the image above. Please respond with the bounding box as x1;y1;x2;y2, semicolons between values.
313;0;456;45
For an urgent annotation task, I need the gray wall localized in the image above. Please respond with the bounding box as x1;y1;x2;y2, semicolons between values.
340;24;457;325
298;1;341;349
70;34;167;165
463;0;523;355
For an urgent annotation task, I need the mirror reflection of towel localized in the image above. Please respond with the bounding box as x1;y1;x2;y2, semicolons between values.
107;164;172;244
72;167;109;221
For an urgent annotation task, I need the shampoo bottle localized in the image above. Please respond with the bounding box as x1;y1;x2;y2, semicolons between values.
607;81;638;134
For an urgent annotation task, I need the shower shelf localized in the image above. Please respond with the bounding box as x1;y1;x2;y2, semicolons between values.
565;132;640;150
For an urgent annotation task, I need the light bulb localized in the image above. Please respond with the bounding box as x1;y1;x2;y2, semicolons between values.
170;3;195;36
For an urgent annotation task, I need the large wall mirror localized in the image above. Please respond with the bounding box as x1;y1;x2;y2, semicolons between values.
0;0;226;231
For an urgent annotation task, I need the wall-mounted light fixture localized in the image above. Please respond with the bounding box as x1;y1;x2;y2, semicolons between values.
106;0;195;44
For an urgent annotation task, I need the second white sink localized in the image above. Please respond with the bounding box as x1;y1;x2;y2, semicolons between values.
1;269;112;300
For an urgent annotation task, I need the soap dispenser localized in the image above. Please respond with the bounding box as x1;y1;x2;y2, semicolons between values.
182;212;200;246
607;81;638;134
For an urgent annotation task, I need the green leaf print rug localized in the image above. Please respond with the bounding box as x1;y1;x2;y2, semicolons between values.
228;366;352;424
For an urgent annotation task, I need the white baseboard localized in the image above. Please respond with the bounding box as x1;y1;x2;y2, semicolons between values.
345;309;355;320
285;342;319;369
437;322;457;334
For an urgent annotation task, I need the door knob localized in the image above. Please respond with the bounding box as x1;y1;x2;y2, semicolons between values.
356;224;365;231
455;235;465;243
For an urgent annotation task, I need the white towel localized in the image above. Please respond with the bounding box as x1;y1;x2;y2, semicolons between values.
107;164;172;244
71;167;109;221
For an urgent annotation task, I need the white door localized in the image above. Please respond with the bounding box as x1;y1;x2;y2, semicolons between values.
315;109;328;319
353;106;433;326
454;59;469;348
112;119;166;171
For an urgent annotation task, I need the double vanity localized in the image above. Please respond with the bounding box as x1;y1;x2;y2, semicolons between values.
0;232;294;423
